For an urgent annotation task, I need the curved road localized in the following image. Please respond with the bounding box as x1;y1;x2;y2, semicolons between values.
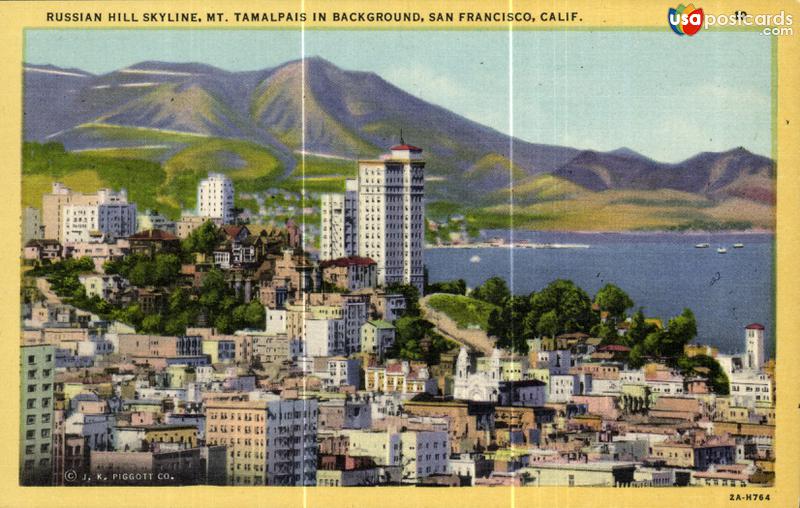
420;294;496;355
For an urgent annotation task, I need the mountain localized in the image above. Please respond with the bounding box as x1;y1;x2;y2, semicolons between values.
22;59;775;231
553;147;775;204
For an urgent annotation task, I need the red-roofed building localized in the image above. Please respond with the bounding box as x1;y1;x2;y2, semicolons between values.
320;256;377;291
390;143;422;152
221;225;250;243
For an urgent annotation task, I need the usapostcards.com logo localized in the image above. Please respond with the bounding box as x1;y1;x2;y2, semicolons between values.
668;3;705;36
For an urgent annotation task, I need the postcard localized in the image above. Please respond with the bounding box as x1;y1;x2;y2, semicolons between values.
2;0;799;507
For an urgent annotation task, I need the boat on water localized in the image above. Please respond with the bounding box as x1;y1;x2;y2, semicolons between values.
717;247;728;254
733;243;744;248
695;243;710;248
470;255;481;263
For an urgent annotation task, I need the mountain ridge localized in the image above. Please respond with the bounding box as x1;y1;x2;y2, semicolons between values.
22;59;775;230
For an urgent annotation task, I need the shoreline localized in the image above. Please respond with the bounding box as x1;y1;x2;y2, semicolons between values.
481;228;775;236
427;229;774;249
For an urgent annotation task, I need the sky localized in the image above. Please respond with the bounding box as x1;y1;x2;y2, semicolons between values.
25;29;773;162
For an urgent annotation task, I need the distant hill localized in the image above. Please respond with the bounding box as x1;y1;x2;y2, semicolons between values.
22;59;775;231
553;147;775;204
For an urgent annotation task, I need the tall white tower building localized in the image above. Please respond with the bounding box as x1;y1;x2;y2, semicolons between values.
357;139;425;291
320;179;358;260
745;323;766;371
197;173;234;224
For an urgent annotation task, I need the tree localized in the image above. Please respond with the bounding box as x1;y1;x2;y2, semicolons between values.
182;220;223;257
470;276;510;307
426;279;467;296
386;283;421;317
628;343;646;369
141;314;163;334
590;322;618;344
677;354;730;395
242;301;266;330
153;253;181;286
390;316;452;364
526;279;596;337
391;316;430;360
625;308;655;348
495;296;531;353
594;284;634;323
128;260;155;287
636;308;697;362
487;308;506;339
536;310;559;339
110;304;144;329
662;308;697;360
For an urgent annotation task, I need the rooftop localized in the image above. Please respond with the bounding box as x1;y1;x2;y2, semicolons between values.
128;229;178;241
319;256;377;268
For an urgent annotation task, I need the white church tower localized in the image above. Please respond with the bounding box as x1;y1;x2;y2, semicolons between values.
454;347;470;399
745;323;766;372
489;348;502;381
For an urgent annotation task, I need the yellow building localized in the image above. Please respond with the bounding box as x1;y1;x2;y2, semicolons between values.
144;425;198;448
365;361;433;394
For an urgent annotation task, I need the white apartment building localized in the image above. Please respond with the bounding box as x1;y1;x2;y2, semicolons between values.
401;430;449;483
305;318;346;357
729;372;773;406
548;374;580;403
197;173;234;225
345;429;402;466
320;179;358;260
60;189;137;244
358;141;425;291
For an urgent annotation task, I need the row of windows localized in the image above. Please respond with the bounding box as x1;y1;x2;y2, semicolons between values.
26;397;51;409
25;414;50;425
25;428;50;440
24;443;49;455
23;458;49;469
26;354;52;365
732;385;770;392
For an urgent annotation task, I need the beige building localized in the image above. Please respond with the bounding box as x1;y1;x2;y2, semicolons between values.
205;395;317;486
43;183;136;243
43;182;100;240
520;462;637;486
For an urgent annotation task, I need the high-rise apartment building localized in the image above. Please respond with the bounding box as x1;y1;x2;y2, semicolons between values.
22;206;43;244
20;345;55;486
205;395;318;486
197;173;235;225
320;179;358;261
358;141;425;291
